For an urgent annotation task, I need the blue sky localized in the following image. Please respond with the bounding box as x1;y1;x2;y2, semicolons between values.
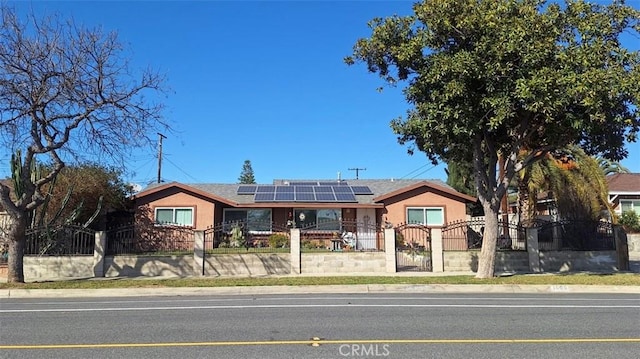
4;1;640;187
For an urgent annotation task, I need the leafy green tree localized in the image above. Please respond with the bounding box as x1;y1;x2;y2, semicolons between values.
346;0;640;278
238;160;256;184
0;6;168;283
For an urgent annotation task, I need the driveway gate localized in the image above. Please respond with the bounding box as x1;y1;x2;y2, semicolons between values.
394;223;432;272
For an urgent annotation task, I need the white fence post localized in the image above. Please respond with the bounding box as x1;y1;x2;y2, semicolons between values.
194;230;205;276
384;228;396;273
431;228;444;272
290;228;301;274
93;231;106;277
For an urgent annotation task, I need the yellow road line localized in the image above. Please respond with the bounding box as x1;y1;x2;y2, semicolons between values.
2;338;640;349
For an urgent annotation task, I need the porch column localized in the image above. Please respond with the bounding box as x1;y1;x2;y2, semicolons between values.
384;228;396;273
194;230;205;276
93;231;107;277
430;228;444;272
290;228;301;274
526;227;541;273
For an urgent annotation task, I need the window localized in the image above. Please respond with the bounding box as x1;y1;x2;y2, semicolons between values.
223;209;272;232
294;208;341;230
407;207;444;226
621;200;640;214
155;207;194;226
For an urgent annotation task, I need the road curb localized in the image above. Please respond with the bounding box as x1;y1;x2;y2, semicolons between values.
2;284;640;298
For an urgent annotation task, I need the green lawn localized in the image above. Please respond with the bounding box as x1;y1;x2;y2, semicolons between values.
0;273;638;290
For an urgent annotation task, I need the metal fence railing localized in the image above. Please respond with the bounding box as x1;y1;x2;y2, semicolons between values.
300;219;383;253
202;220;291;254
106;224;195;255
536;220;615;251
442;219;526;251
24;224;95;256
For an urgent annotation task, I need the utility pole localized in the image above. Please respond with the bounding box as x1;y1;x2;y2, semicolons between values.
157;132;166;184
348;167;366;180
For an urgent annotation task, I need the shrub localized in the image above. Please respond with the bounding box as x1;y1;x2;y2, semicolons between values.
268;233;289;248
619;211;640;233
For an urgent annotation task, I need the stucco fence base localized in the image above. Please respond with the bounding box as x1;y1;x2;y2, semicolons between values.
627;233;640;258
105;255;196;277
204;253;290;277
443;251;530;272
538;251;619;272
301;252;387;274
20;256;96;280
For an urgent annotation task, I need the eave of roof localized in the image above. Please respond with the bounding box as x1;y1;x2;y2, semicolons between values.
372;180;477;203
133;182;238;207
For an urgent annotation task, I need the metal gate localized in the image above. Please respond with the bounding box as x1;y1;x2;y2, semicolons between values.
394;223;432;272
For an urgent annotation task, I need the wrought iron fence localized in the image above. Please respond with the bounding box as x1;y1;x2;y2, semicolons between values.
106;223;195;255
442;219;526;251
24;224;95;255
300;219;383;252
394;223;432;271
536;220;614;251
203;220;291;254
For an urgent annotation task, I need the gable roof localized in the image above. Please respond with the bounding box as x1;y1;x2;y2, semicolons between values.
606;173;640;194
134;178;476;207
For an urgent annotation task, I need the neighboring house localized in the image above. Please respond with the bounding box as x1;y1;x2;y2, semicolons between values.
133;179;476;232
607;173;640;215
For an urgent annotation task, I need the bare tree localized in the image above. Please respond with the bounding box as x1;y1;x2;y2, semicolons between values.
0;6;168;282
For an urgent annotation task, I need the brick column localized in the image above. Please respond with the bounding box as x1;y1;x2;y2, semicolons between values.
93;231;107;277
290;228;301;274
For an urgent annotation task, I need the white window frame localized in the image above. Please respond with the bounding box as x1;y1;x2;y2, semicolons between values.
223;208;273;234
155;207;194;227
620;200;640;214
406;207;445;226
294;208;341;231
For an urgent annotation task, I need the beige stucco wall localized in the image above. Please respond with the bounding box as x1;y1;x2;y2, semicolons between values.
301;252;386;274
21;256;96;280
205;253;290;276
538;251;618;272
105;255;195;277
383;187;469;227
136;187;215;230
443;251;530;272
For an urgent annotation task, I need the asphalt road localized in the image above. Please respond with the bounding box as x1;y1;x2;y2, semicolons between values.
1;293;639;359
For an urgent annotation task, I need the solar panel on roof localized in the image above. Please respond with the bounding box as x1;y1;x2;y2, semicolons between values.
295;192;315;201
319;181;345;186
275;192;295;201
335;192;357;202
254;192;275;201
314;186;333;193
237;185;257;195
315;192;336;201
276;186;294;193
256;185;276;193
295;186;314;192
351;186;373;195
332;186;353;193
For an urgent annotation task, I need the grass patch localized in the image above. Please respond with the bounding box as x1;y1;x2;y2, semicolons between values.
1;273;638;290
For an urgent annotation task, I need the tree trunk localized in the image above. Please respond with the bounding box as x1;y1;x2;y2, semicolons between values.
6;214;27;283
476;203;499;278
